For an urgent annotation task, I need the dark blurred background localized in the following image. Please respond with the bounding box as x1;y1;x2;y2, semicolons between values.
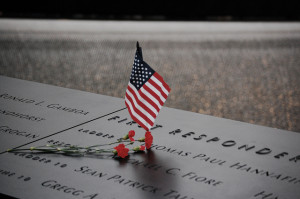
0;1;299;132
1;1;300;21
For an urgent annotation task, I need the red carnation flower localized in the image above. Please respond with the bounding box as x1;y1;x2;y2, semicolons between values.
145;131;153;149
114;144;129;158
114;143;124;151
128;130;135;142
140;145;146;151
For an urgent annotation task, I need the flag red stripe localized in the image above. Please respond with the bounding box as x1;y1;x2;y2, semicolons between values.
128;83;159;115
153;72;171;92
143;84;164;106
138;89;160;112
127;85;156;118
125;92;154;126
148;78;168;100
125;101;149;130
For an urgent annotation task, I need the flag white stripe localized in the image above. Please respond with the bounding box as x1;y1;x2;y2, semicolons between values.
145;82;166;103
125;97;151;129
128;83;158;115
151;76;169;96
140;87;162;109
126;89;155;122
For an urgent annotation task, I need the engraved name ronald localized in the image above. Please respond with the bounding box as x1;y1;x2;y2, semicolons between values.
0;93;89;115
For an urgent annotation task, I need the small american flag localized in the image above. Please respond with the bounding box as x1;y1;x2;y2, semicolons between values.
125;42;171;130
